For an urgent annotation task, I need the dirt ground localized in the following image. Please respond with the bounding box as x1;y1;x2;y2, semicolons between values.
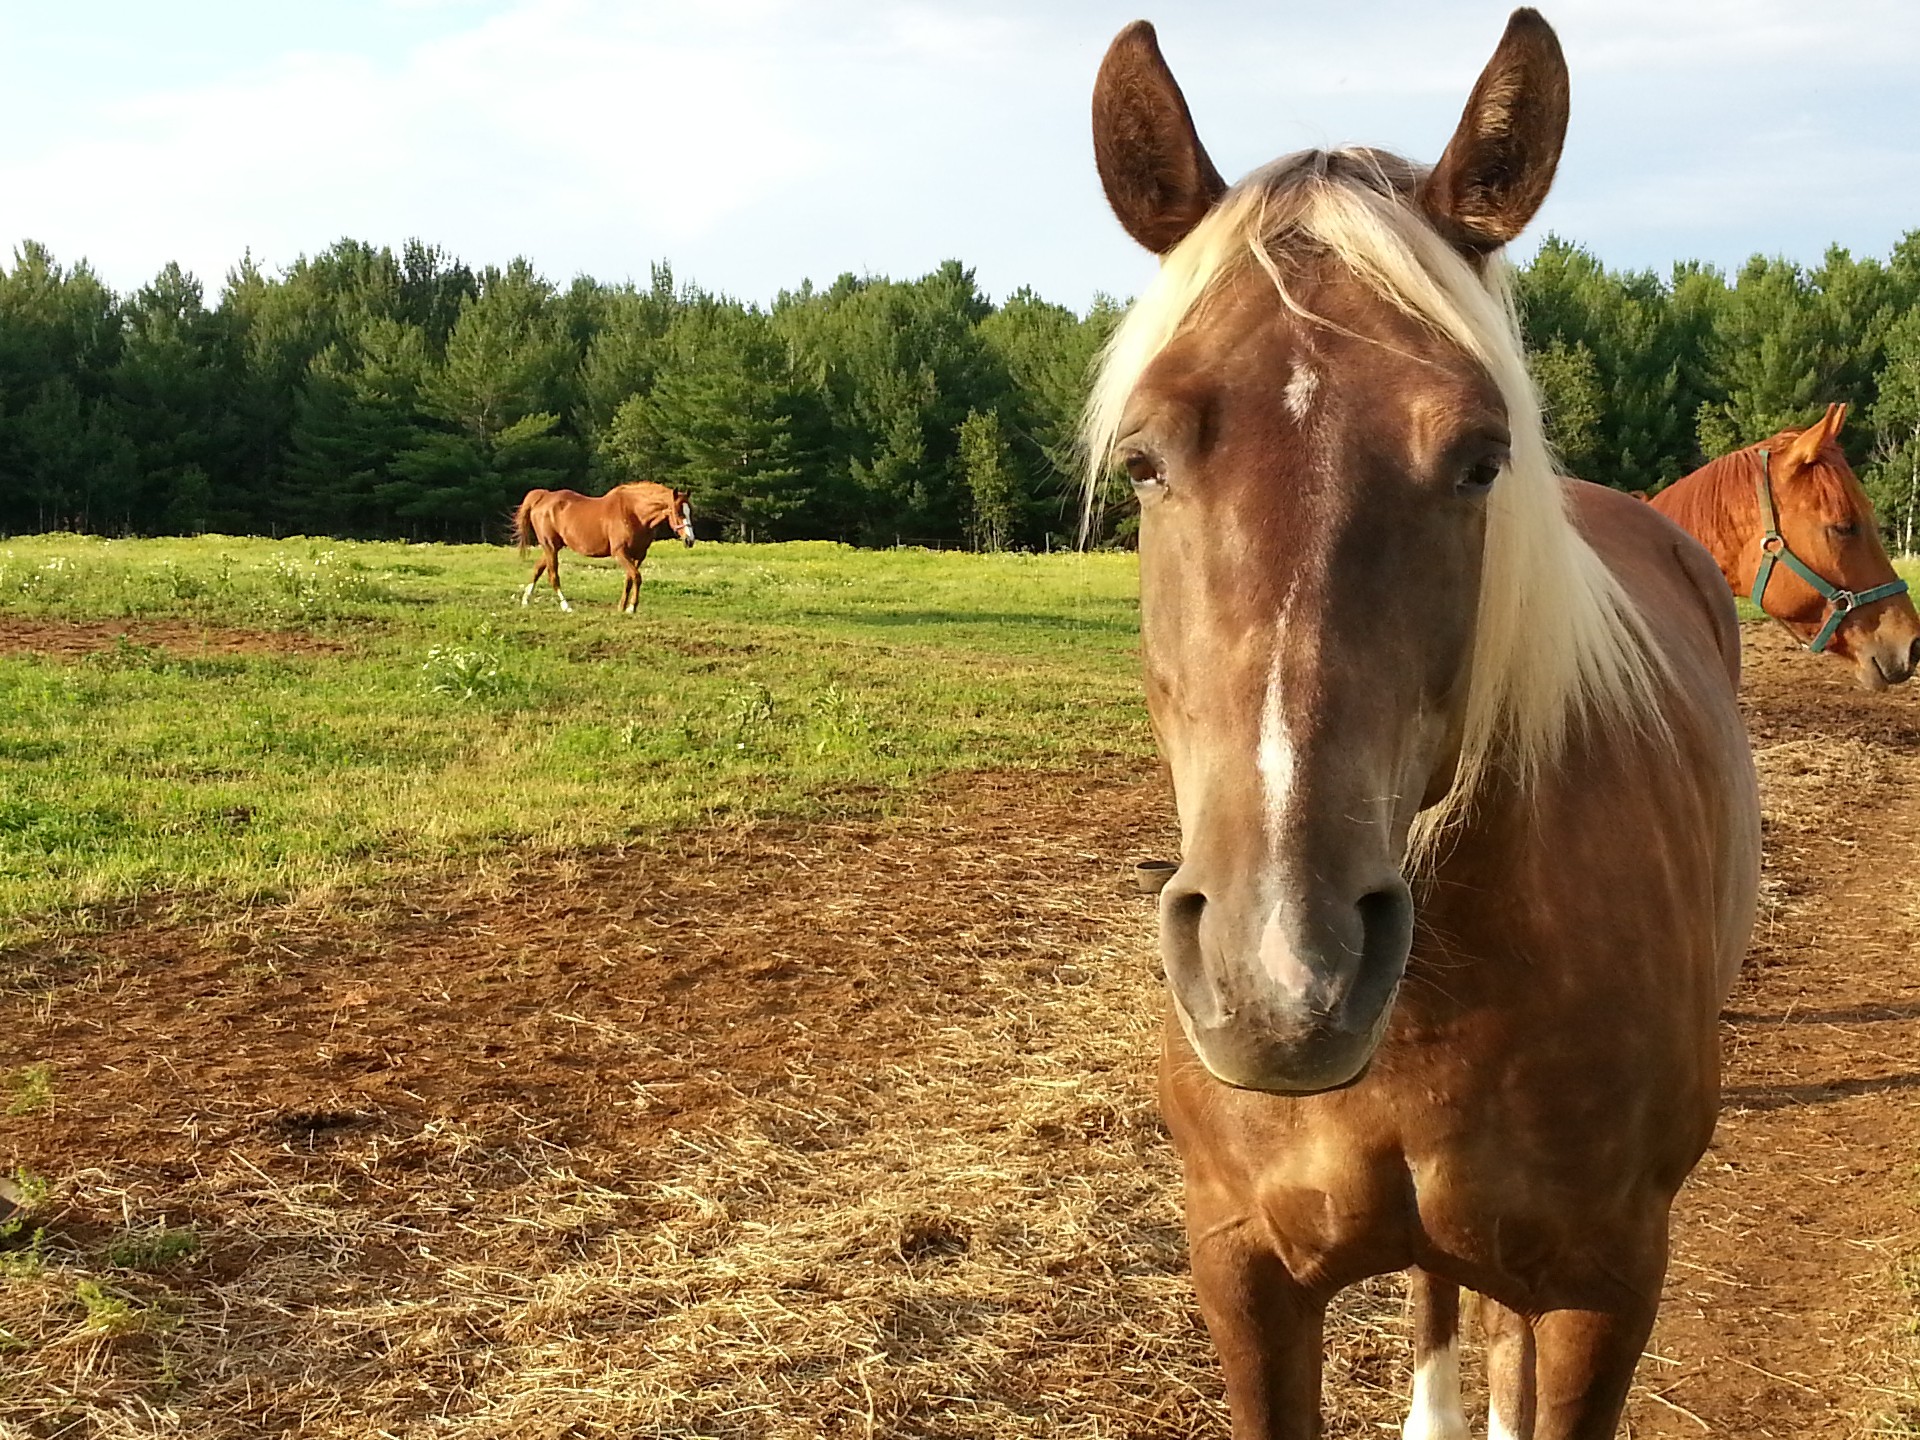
0;616;347;659
3;623;1919;1437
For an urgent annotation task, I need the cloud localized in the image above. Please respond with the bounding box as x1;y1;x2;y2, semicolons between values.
0;0;1916;308
3;1;840;285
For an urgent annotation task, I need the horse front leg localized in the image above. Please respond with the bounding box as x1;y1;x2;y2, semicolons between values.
1484;1297;1537;1439
1528;1293;1661;1440
620;557;641;614
1403;1269;1469;1440
1186;1187;1327;1440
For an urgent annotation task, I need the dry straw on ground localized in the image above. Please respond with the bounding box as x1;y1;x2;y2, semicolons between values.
0;773;1413;1439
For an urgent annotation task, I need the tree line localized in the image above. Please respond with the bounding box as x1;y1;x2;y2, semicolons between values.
3;232;1919;549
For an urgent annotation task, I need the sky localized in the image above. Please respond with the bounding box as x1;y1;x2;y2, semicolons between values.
1;0;1916;312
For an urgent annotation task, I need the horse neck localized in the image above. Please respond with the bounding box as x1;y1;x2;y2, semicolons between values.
1653;452;1759;585
624;484;671;527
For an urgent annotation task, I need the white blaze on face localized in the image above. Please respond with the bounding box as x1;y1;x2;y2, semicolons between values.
1257;644;1296;840
1401;1339;1470;1440
1283;363;1319;424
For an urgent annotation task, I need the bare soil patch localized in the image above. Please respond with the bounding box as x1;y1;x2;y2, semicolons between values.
0;616;347;659
1631;627;1920;1437
3;625;1920;1437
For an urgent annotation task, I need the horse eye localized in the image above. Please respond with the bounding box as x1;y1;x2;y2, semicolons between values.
1831;520;1860;539
1124;451;1165;489
1456;457;1503;497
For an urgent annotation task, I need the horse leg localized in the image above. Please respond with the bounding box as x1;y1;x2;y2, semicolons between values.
1527;1298;1660;1440
1402;1270;1469;1440
620;555;641;614
1484;1299;1537;1439
1187;1192;1326;1439
523;555;547;606
547;547;571;613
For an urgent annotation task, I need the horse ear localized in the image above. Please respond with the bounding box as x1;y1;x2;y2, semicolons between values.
1092;21;1229;255
1420;9;1569;254
1786;403;1848;468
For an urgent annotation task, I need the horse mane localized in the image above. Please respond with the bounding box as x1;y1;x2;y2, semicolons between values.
1080;148;1670;864
1659;429;1863;531
1653;447;1759;541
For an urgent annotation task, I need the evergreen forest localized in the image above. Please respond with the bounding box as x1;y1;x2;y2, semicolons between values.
5;233;1920;550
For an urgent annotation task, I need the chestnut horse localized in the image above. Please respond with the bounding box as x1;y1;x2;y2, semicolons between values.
512;482;694;614
1086;12;1757;1438
1649;404;1920;688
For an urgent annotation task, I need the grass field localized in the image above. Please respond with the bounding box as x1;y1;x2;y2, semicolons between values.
0;535;1150;945
8;531;1916;947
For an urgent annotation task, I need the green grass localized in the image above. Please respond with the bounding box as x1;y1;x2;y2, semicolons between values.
0;534;1147;944
104;1227;200;1271
2;1066;52;1117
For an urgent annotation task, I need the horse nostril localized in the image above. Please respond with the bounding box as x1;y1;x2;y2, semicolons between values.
1908;637;1920;674
1349;883;1414;1019
1161;885;1206;955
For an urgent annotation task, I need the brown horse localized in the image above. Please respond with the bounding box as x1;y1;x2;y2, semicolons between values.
1086;11;1757;1438
512;482;694;614
1649;404;1920;687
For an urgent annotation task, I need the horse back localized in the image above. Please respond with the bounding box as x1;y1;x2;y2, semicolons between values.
1563;478;1760;1000
1574;479;1741;688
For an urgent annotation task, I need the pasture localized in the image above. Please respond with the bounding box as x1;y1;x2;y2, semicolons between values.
0;535;1145;945
4;536;1920;1436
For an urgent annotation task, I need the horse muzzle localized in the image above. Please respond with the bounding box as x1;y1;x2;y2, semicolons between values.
1862;633;1920;690
1159;875;1412;1093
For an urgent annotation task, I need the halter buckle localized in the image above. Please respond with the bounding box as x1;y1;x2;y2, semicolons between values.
1760;535;1786;555
1830;589;1858;614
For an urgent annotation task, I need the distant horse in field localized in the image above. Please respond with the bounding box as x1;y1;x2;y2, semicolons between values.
512;482;694;614
1086;11;1757;1437
1649;403;1920;687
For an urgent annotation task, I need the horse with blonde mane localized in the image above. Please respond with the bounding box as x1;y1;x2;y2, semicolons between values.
1086;11;1758;1437
512;482;694;614
1649;403;1920;687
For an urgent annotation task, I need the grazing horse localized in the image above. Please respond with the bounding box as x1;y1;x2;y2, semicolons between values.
1085;11;1758;1438
512;482;694;614
1649;404;1920;688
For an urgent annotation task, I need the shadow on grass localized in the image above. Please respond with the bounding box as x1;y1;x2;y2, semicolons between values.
818;608;1137;636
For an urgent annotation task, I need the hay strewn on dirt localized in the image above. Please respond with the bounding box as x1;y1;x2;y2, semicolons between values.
0;772;1411;1438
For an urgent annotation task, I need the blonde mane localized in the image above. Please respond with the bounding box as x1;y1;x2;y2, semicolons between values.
1082;150;1669;862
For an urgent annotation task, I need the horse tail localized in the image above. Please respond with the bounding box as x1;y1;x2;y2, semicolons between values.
513;493;540;559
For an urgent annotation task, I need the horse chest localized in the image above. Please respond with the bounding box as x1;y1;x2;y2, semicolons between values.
1166;1025;1693;1297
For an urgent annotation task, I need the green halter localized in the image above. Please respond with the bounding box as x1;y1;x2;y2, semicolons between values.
1750;446;1908;654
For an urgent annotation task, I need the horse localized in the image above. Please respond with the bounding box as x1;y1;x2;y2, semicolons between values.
1648;404;1920;688
512;482;694;614
1085;11;1758;1437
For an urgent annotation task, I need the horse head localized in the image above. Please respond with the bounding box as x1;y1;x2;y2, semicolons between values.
1745;404;1919;688
1089;10;1660;1093
673;489;697;548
